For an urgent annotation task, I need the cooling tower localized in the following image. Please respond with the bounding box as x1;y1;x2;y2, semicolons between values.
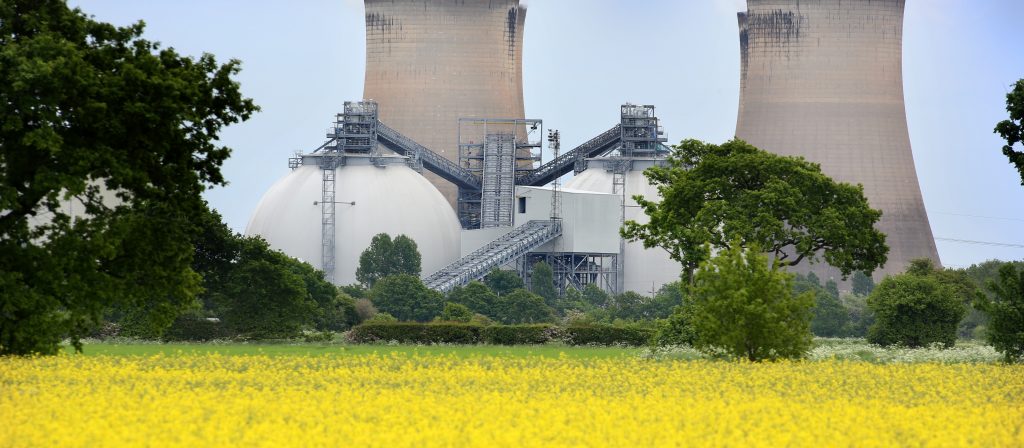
735;0;940;279
363;0;527;208
246;155;462;286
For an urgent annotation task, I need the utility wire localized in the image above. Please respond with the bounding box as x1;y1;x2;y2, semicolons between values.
934;237;1024;249
932;211;1024;223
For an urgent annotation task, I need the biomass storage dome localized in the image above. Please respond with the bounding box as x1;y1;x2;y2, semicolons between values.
565;159;683;294
246;155;461;285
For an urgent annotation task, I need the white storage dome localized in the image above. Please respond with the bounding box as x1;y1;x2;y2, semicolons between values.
246;154;461;285
565;158;683;294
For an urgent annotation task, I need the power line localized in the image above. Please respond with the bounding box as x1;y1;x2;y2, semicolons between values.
935;237;1024;249
932;211;1024;223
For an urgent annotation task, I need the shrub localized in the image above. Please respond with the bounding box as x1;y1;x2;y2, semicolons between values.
565;324;653;346
438;302;474;323
492;289;556;324
480;324;555;345
977;263;1024;363
867;274;965;348
688;243;814;361
652;305;697;346
313;292;360;332
447;281;497;316
348;322;482;344
368;274;444;322
354;298;378;321
365;312;397;324
162;317;232;342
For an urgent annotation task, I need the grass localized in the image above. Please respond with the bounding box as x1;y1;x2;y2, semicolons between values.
66;340;644;359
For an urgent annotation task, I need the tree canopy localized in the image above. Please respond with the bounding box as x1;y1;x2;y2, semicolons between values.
622;138;888;283
995;78;1024;185
976;263;1024;363
355;233;422;287
0;1;257;355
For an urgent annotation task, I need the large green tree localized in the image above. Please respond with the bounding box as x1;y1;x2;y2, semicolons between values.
686;243;815;361
492;289;556;325
355;233;422;287
0;2;257;354
867;273;965;348
529;261;559;308
623;139;888;283
995;78;1024;185
368;274;443;322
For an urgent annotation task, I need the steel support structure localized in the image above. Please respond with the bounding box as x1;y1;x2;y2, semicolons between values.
519;252;619;296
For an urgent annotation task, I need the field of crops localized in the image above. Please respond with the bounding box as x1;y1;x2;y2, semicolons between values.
2;351;1021;447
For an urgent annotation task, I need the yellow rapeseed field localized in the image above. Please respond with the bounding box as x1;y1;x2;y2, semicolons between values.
1;353;1021;447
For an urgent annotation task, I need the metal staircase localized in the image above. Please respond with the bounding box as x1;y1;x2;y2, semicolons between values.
375;121;482;191
423;220;563;293
516;124;623;187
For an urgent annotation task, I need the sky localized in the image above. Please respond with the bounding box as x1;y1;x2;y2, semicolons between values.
69;0;1024;269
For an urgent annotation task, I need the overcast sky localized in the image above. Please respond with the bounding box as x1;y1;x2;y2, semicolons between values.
70;0;1024;268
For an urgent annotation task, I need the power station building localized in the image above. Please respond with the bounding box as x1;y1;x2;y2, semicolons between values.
735;0;940;279
363;0;528;208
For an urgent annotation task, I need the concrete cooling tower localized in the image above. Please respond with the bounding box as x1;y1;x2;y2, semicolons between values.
735;0;940;279
246;155;461;286
363;0;527;208
566;159;684;295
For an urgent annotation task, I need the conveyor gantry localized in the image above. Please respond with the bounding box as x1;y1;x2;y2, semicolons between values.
423;220;562;293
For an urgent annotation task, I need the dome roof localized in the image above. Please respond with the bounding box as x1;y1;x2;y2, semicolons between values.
565;158;682;294
246;155;461;285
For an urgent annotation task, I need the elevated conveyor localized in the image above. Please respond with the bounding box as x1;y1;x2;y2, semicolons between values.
423;220;562;293
375;121;482;191
516;125;622;187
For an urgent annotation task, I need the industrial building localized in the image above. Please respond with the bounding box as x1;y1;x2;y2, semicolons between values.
735;0;941;279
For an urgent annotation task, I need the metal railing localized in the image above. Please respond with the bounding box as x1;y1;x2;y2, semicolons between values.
375;121;482;191
516;125;622;186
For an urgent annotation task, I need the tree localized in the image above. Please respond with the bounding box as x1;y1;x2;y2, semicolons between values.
484;269;525;296
994;78;1024;185
446;281;497;317
867;274;965;348
652;305;697;346
530;261;559;308
0;2;257;355
645;282;686;320
492;289;557;324
687;243;814;361
905;258;983;338
622;138;888;283
438;302;474;323
852;271;875;296
609;292;647;321
976;263;1024;363
217;238;317;339
368;274;443;322
355;233;422;287
581;284;611;309
810;289;850;338
314;292;361;332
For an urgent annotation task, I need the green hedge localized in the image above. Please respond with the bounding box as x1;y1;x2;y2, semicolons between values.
162;317;233;342
348;322;482;344
565;324;653;346
481;324;556;345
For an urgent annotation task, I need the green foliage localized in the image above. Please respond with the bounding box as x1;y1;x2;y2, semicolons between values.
0;2;256;355
793;274;849;337
355;234;423;287
565;324;653;346
492;289;557;324
581;284;611;309
365;312;397;324
977;263;1024;362
652;305;697;346
368;274;443;322
446;281;497;316
314;292;361;332
905;258;984;338
530;262;559;307
852;271;875;296
623;138;888;283
339;284;367;299
608;292;647;321
687;244;815;361
162;316;232;342
867;274;966;348
839;293;874;338
646;282;686;320
480;324;556;345
994;78;1024;185
216;238;317;339
484;269;525;296
348;322;483;344
438;302;474;323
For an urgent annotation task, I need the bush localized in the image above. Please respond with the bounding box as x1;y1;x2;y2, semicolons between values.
348;322;482;344
365;312;397;324
492;289;556;324
162;316;233;342
652;305;697;346
438;302;474;323
867;274;965;348
688;243;814;361
565;324;653;346
447;281;497;316
313;292;360;332
480;324;556;345
368;274;444;322
977;263;1024;363
354;298;378;321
